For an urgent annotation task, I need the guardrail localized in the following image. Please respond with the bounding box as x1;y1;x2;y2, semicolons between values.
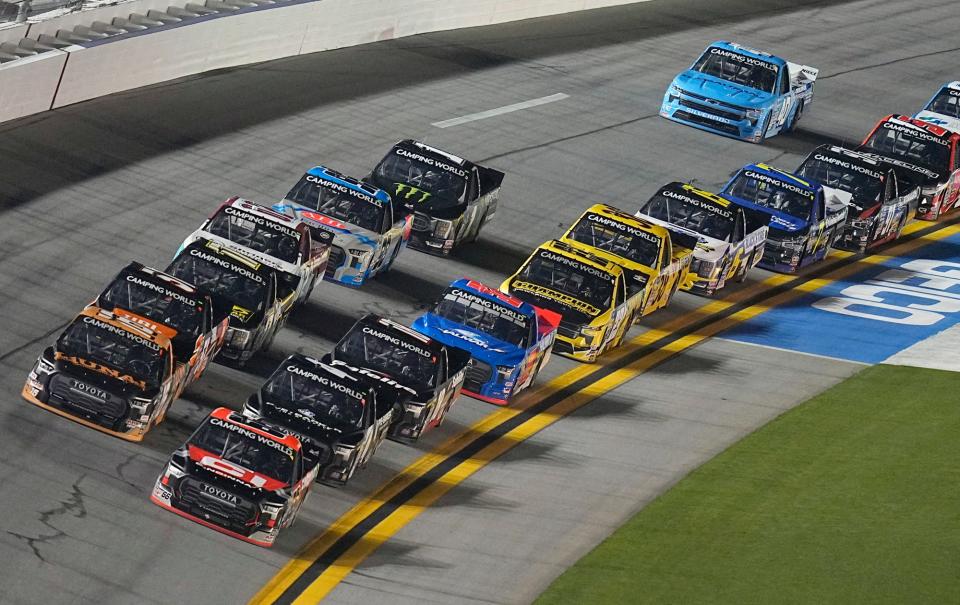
0;0;646;125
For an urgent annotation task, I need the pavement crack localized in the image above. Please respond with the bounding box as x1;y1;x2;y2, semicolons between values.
114;452;142;490
7;474;88;563
477;113;658;163
821;45;960;80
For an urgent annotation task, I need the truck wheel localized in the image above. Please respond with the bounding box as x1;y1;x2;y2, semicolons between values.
379;241;401;275
785;101;804;133
735;255;750;283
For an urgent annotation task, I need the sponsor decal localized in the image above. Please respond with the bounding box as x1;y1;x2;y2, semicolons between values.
209;416;294;456
230;305;252;322
583;213;663;243
881;121;949;146
361;326;433;358
264;400;340;433
223;206;300;238
448;288;528;324
662;189;734;219
300;211;348;231
125;275;198;306
327;359;419;396
743;170;816;198
189;249;265;283
856;151;941;180
69;379;108;399
440;328;490;349
394;183;432;204
539;250;612;279
708;47;778;72
54;351;147;389
200;483;239;505
286;364;365;401
511;281;601;317
82;316;161;350
395;148;467;178
305;175;381;206
811;153;884;180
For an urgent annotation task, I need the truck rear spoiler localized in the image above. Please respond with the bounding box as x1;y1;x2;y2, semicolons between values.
446;344;473;375
788;62;819;86
478;165;505;196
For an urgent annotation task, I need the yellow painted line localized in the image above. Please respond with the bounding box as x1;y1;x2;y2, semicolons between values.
251;222;960;605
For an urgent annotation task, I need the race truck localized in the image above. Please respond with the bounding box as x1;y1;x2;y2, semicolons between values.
796;145;918;253
167;239;291;365
915;81;960;133
857;115;960;220
92;262;229;384
721;163;849;273
273;165;411;287
325;314;470;441
243;354;398;486
23;307;189;441
637;183;769;295
559;204;694;316
660;41;818;143
501;240;640;363
411;278;560;406
151;407;318;548
367;140;504;255
179;197;329;307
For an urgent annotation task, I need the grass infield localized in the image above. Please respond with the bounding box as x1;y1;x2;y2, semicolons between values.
535;364;959;605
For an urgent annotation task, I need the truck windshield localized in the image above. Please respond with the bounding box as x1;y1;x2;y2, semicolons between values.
189;420;294;484
372;151;467;203
433;289;529;347
207;207;302;264
861;123;951;171
566;217;662;267
262;367;365;429
924;88;960;118
58;319;165;389
795;156;884;204
285;175;385;233
336;329;437;388
641;194;735;241
725;173;815;220
167;253;267;313
692;47;778;93
99;277;203;338
519;254;614;310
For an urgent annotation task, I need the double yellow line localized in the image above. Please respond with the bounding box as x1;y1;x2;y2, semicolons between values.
251;218;960;605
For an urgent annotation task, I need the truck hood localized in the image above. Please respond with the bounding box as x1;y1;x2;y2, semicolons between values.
274;202;380;251
914;111;960;134
414;314;526;367
720;194;809;233
187;445;288;492
258;398;348;444
507;280;601;326
368;175;467;219
53;349;159;395
674;72;773;107
638;214;730;263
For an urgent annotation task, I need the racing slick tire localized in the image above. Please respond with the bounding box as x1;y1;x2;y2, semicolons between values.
785;100;804;133
734;258;747;283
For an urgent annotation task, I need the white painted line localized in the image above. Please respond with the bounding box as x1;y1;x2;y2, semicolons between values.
716;338;870;365
432;93;569;128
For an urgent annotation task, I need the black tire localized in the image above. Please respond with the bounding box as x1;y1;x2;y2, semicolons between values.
734;254;750;283
785;100;804;133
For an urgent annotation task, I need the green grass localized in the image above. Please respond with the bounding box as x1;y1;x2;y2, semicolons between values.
536;365;960;605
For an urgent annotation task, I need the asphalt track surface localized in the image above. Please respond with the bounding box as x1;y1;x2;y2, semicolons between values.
0;0;958;603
